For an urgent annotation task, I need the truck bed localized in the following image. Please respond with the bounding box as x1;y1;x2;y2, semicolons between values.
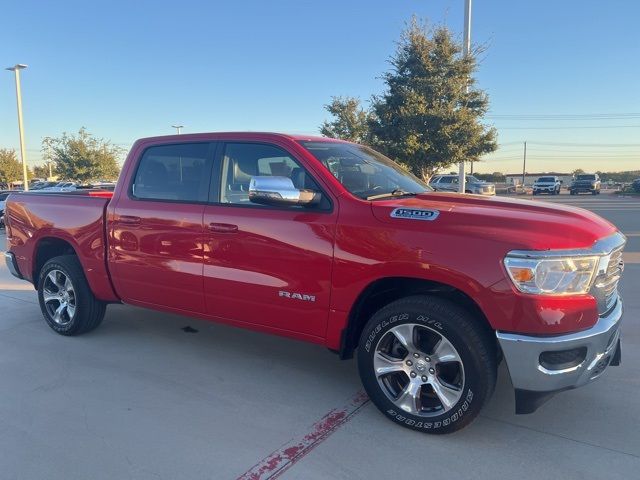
5;191;119;302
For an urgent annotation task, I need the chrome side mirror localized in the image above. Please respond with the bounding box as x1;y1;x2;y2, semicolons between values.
248;176;321;207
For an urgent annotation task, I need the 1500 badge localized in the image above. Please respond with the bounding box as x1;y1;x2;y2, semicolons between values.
390;208;439;221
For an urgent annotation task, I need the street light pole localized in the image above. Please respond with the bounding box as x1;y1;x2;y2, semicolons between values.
458;0;472;193
6;64;30;191
521;141;527;188
171;125;184;134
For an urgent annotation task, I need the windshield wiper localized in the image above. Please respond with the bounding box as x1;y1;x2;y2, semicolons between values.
366;189;419;200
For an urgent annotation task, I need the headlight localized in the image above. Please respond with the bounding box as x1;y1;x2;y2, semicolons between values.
504;254;599;295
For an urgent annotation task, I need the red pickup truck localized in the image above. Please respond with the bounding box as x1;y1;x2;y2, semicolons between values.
4;132;625;433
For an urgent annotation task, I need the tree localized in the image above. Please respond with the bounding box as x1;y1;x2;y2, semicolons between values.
32;164;52;179
44;128;122;183
474;171;505;183
572;168;585;176
0;148;24;185
320;96;372;143
369;19;497;180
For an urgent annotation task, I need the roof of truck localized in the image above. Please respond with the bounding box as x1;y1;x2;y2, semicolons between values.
135;132;349;144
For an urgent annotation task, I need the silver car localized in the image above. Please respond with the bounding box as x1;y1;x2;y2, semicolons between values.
429;174;495;195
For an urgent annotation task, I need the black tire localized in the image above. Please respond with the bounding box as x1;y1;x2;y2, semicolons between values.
592;190;598;195
357;295;497;434
37;255;106;336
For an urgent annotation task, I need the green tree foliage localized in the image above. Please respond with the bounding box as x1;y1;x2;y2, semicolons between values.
371;20;497;179
43;128;122;183
320;96;372;143
0;148;24;185
32;164;52;179
321;19;497;180
598;170;640;183
474;171;505;183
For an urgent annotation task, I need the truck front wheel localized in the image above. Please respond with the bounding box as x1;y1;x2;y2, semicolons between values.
37;255;106;336
357;295;497;434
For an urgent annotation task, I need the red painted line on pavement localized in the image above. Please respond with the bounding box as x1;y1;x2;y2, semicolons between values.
237;390;370;480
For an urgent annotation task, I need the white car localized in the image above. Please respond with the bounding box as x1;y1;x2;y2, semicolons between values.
39;182;78;192
533;176;561;195
0;190;20;228
429;174;496;195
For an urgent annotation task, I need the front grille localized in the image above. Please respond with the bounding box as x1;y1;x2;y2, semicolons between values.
594;246;624;314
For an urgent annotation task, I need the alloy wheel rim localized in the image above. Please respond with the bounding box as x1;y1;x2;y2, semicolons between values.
42;270;76;326
373;323;465;417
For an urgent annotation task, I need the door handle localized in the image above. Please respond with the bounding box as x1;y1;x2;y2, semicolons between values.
208;222;238;233
119;215;141;225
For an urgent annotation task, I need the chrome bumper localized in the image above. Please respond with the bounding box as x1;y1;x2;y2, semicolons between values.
497;296;622;412
4;251;23;280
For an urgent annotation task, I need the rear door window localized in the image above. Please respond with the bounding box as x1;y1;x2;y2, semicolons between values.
132;143;213;202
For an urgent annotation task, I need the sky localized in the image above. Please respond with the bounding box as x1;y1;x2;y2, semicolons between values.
1;0;639;175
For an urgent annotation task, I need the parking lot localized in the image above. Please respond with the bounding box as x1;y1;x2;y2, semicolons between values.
1;192;639;480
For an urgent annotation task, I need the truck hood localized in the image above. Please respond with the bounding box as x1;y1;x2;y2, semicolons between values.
370;192;617;251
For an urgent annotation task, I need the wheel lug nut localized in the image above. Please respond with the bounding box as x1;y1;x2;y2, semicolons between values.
429;368;435;374
410;372;417;378
413;353;420;358
406;360;413;366
421;376;428;382
425;357;431;362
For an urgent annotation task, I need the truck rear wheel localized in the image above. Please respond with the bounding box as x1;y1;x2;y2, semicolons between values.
37;255;106;336
357;295;497;434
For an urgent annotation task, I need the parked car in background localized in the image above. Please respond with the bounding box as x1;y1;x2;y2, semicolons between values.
4;132;625;434
633;178;640;193
570;173;601;195
0;190;20;229
533;176;561;195
90;182;117;190
429;174;495;195
38;182;78;192
30;181;58;190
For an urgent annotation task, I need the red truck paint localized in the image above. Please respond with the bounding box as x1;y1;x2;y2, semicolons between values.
5;132;617;350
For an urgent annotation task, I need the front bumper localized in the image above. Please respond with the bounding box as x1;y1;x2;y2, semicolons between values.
533;186;556;193
497;296;622;413
4;251;23;280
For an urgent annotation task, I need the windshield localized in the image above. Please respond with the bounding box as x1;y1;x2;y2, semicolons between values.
467;175;482;183
576;174;596;181
299;141;431;199
538;177;555;182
